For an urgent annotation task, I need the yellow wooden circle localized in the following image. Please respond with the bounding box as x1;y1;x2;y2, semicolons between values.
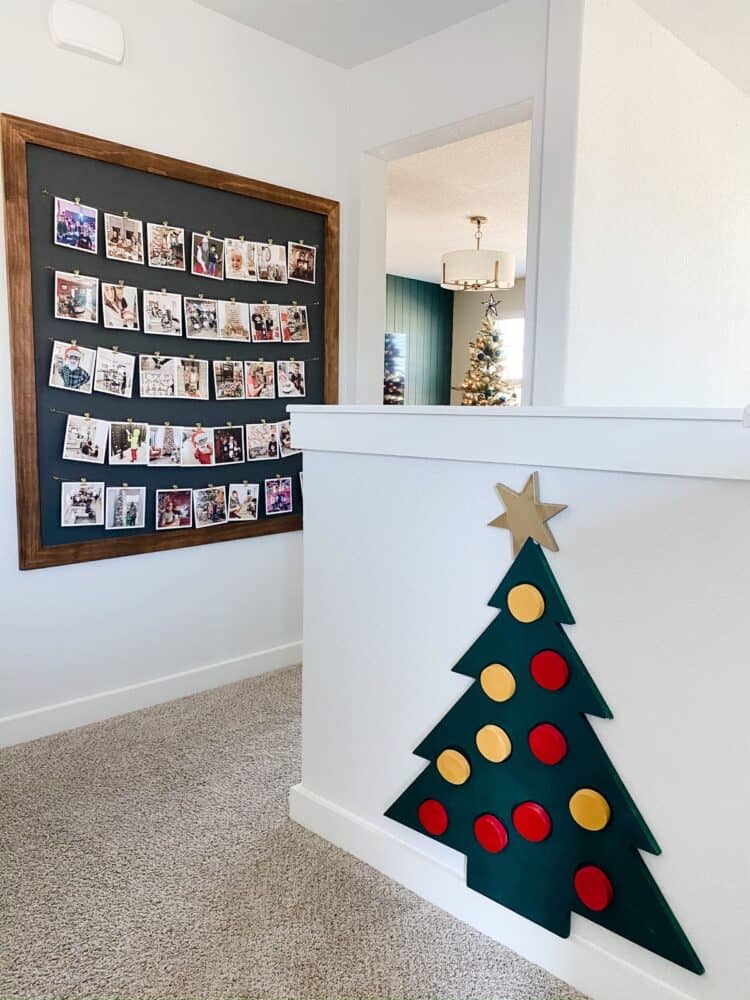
475;724;512;763
569;788;611;831
436;748;471;785
507;583;545;623
480;664;516;702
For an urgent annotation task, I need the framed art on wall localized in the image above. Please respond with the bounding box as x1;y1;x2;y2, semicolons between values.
1;114;339;569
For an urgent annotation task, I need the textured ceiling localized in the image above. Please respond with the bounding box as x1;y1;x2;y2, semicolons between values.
386;121;531;285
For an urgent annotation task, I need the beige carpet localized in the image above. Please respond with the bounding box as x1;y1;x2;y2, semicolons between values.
3;665;586;1000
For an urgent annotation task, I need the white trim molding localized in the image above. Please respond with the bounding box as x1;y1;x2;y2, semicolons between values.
1;641;302;747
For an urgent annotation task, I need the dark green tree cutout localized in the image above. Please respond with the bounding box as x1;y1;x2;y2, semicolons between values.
385;538;703;974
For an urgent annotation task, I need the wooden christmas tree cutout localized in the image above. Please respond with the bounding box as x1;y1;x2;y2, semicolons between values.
385;481;703;975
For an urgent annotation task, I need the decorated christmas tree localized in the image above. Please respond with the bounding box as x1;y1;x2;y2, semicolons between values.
385;474;702;974
456;294;517;406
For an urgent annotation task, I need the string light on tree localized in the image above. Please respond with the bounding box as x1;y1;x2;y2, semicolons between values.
455;292;517;407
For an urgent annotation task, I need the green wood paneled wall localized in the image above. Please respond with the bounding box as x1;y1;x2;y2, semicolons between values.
385;274;453;405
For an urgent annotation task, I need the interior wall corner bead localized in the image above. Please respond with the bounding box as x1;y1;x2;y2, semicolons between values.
48;0;126;65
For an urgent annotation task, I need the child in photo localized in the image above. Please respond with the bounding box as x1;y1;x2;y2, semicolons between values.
277;419;301;458
224;238;257;281
194;486;228;528
184;296;219;339
264;477;293;515
228;483;259;521
156;489;192;530
55;198;98;254
192;232;225;280
246;422;279;461
62;414;108;463
280;304;310;343
143;290;182;335
250;302;281;342
148;424;182;466
104;213;144;264
213;360;245;400
277;360;305;397
139;355;177;398
218;299;251;341
180;427;214;466
102;283;139;330
109;422;148;464
105;486;146;530
94;348;135;398
147;223;185;270
49;341;95;394
175;358;210;400
54;271;98;323
245;361;275;399
213;426;245;464
61;481;104;526
254;242;287;283
287;242;316;284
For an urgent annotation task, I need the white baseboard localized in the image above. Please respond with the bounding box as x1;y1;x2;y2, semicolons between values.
289;784;698;1000
1;641;302;747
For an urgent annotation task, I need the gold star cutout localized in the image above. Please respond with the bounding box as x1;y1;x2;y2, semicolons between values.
489;472;567;556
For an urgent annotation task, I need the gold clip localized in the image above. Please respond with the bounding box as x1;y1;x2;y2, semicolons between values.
73;268;80;276
164;420;171;427
242;479;248;485
83;411;91;420
80;476;87;484
225;356;232;362
160;287;167;294
122;482;129;488
226;421;232;427
267;238;273;245
208;482;214;488
118;279;124;287
122;210;129;219
153;350;160;358
262;298;267;305
292;300;298;306
290;356;295;362
261;418;267;425
74;196;81;205
188;353;195;360
198;293;204;300
195;422;202;429
126;417;133;424
206;230;211;238
230;296;236;303
111;345;119;353
70;338;78;347
239;234;245;241
162;219;168;227
172;484;179;490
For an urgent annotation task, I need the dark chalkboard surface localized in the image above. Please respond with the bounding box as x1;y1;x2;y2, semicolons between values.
2;115;339;569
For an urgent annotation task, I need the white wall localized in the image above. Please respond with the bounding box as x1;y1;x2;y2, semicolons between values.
450;279;526;403
348;0;571;405
0;0;354;742
565;0;750;406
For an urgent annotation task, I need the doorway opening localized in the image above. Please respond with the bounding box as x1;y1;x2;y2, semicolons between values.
383;118;531;406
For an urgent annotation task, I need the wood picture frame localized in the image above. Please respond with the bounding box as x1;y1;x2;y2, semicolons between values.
1;114;339;569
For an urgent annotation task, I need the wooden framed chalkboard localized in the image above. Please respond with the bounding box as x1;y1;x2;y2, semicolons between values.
1;115;339;569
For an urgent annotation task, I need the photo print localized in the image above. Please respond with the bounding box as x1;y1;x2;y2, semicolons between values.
102;282;140;330
143;289;182;336
184;296;219;339
245;360;275;399
148;424;183;466
105;486;146;530
213;360;245;400
277;359;306;397
62;414;108;464
224;238;257;282
265;476;293;516
277;419;301;458
194;485;228;528
139;355;177;398
280;304;310;343
104;213;144;264
192;232;225;280
155;488;192;530
228;483;259;521
109;421;148;465
49;340;95;394
54;197;98;254
213;425;245;465
180;426;214;467
218;299;251;341
254;242;287;283
246;421;279;461
147;223;186;270
54;270;98;324
94;347;135;398
250;302;281;342
61;481;104;526
175;358;210;400
288;242;316;284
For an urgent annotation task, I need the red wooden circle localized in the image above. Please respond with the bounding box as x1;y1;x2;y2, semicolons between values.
474;814;509;854
574;865;614;911
512;801;552;842
418;799;448;836
528;723;568;765
530;650;570;690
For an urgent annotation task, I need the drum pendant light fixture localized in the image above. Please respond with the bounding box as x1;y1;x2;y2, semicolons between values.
441;215;515;292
